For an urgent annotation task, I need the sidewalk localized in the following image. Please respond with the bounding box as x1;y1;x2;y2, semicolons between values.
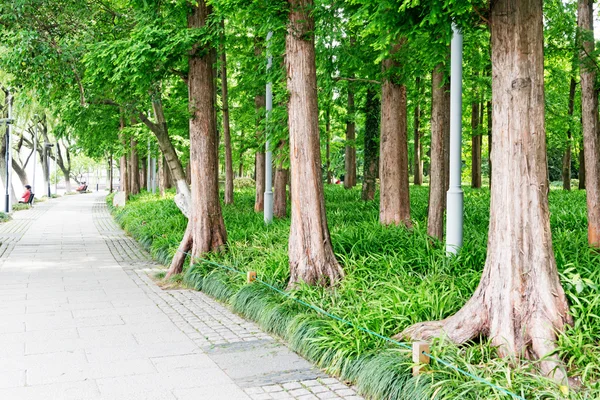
0;192;363;400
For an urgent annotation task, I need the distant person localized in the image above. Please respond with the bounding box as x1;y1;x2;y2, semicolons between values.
19;185;32;204
76;182;87;192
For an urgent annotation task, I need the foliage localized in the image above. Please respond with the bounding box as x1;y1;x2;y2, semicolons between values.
110;185;599;399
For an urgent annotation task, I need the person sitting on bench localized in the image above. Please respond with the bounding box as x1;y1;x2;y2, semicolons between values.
76;182;87;192
19;185;33;204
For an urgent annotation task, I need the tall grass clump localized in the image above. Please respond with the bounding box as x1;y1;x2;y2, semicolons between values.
109;186;600;399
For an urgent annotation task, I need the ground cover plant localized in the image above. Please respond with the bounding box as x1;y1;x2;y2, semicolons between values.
109;185;599;399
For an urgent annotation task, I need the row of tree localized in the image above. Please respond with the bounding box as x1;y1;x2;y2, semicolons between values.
1;0;599;385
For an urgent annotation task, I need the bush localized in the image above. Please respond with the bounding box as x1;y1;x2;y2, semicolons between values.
109;185;599;399
12;203;30;211
234;177;255;189
0;212;11;223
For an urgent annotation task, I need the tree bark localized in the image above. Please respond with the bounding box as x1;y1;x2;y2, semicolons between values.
400;0;572;382
119;116;129;198
55;140;72;192
413;77;423;186
158;156;167;197
325;108;332;184
220;19;234;205
254;40;266;212
274;141;288;218
487;100;492;187
471;97;482;189
140;156;147;190
344;83;357;189
362;86;379;201
578;0;600;247
109;154;113;193
562;77;577;191
380;45;410;226
11;159;28;187
286;0;343;288
130;138;140;195
427;64;449;240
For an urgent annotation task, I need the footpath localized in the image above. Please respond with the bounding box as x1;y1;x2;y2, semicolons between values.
0;192;363;400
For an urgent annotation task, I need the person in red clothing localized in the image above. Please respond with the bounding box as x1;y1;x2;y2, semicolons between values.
19;185;32;204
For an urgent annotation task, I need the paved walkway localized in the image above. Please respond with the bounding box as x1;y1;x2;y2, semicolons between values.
0;193;363;400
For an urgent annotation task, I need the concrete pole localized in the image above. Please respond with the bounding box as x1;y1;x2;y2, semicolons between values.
32;115;38;196
4;89;12;213
445;24;464;255
264;31;274;224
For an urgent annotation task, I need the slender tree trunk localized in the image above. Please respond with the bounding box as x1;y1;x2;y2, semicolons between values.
488;100;492;187
158;156;167;197
130;138;140;195
274;141;288;218
380;45;410;226
221;20;234;205
286;0;343;288
413;77;423;186
325;108;332;184
362;86;379;201
109;154;113;193
254;40;266;212
579;0;600;247
471;98;482;188
344;83;357;189
400;0;572;382
563;77;577;190
579;146;586;189
427;64;449;240
140;156;147;190
119;116;129;198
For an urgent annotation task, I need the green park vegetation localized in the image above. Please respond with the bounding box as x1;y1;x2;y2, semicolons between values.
108;186;600;399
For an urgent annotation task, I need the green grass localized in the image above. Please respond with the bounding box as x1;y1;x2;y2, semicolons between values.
109;186;600;400
0;212;11;223
12;203;31;211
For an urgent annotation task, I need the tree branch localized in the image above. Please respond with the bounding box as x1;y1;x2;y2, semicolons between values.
333;76;381;85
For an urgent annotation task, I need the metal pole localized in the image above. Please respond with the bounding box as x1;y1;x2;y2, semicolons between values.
147;139;151;192
445;24;464;255
32;115;38;196
264;31;274;224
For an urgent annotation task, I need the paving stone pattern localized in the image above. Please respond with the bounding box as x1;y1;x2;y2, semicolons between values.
0;192;363;399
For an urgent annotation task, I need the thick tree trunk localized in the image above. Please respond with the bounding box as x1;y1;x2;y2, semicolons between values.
286;0;343;288
579;147;586;189
11;159;28;187
413;77;423;186
562;77;576;191
130;138;140;195
400;0;572;382
254;152;265;211
344;83;357;189
427;64;449;240
274;141;288;218
471;100;482;188
221;20;234;205
380;47;410;226
362;86;379;201
579;0;600;247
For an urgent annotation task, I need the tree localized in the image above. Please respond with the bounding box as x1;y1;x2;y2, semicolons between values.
286;0;343;287
413;77;423;186
220;19;234;205
578;0;600;247
167;0;227;277
362;85;379;201
379;43;410;226
399;0;572;381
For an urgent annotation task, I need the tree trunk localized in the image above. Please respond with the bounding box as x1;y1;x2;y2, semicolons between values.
221;19;234;205
274;141;288;218
427;64;449;240
400;0;572;382
130;138;140;195
140;156;147;191
413;77;423;186
254;152;265;211
325;108;332;184
158;156;167;197
344;83;357;189
119;116;129;198
579;0;600;247
380;45;410;226
443;81;451;192
11;159;28;187
471;98;482;189
109;154;113;193
487;100;492;187
579;146;586;189
286;0;343;288
362;86;379;201
168;0;227;278
562;77;577;191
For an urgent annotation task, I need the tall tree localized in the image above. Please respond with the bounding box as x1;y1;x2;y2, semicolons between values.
220;20;234;205
286;0;343;287
578;0;600;247
254;40;266;212
344;82;357;189
427;63;449;240
413;77;423;186
362;86;379;201
562;77;577;190
400;0;572;381
168;0;227;277
379;43;410;226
